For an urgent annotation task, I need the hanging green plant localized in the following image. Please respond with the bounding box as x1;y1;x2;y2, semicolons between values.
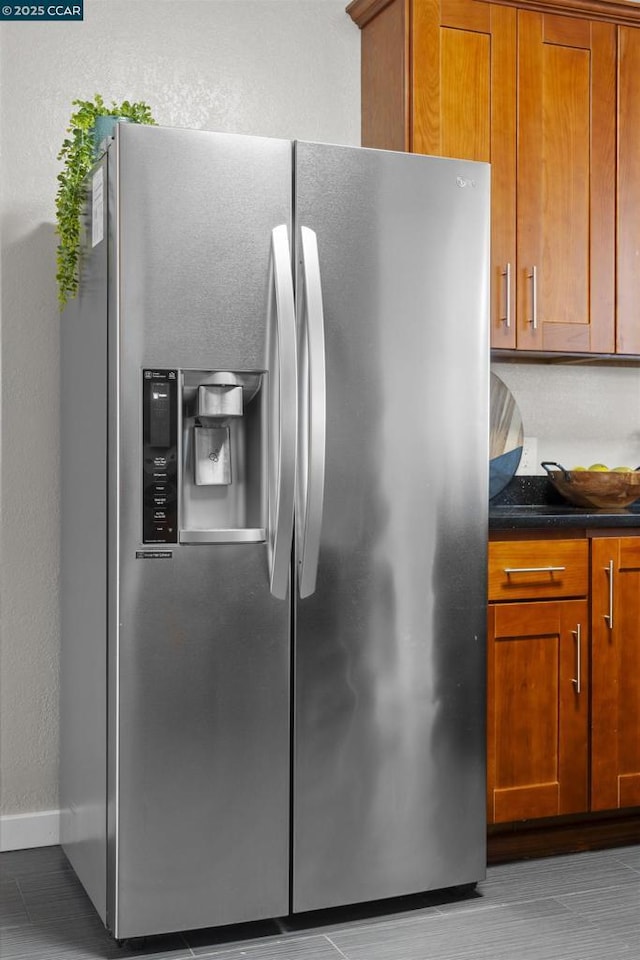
55;94;156;308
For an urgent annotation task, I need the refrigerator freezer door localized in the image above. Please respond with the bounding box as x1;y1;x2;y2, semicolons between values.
292;143;490;912
111;126;292;938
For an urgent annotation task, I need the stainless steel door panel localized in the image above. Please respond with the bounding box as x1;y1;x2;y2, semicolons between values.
118;125;292;370
116;547;290;937
292;143;490;912
113;127;292;937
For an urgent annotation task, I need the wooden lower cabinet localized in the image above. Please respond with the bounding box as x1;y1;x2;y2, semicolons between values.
591;537;640;810
487;598;589;823
489;532;640;840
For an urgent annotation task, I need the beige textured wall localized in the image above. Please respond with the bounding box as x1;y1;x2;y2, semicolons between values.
493;362;640;474
0;0;360;820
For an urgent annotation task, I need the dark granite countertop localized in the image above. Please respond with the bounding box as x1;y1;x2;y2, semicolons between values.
489;477;640;531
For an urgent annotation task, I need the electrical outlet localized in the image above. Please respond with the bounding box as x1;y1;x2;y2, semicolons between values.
518;436;538;475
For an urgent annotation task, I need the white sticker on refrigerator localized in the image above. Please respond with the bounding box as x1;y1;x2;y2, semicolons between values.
92;167;104;247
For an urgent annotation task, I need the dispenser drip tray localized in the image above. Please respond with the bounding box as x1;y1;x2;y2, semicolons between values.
194;425;231;485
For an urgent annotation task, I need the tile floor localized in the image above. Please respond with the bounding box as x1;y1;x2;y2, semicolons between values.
1;844;639;960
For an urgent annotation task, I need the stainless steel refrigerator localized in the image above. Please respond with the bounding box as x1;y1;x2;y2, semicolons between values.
60;124;490;941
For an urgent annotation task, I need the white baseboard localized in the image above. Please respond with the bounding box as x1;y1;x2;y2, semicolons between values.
0;810;61;851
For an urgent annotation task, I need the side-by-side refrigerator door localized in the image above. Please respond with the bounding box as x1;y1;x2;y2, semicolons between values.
292;142;490;913
110;125;295;939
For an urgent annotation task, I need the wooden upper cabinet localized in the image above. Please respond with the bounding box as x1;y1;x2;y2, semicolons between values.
347;0;637;357
617;27;640;355
358;0;409;151
349;0;517;346
412;0;517;348
517;12;616;352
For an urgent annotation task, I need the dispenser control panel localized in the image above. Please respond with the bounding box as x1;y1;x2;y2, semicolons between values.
142;369;178;543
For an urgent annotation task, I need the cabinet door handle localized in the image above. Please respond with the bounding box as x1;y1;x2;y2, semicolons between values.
528;265;538;330
502;262;512;328
604;560;614;629
571;624;582;694
504;565;565;574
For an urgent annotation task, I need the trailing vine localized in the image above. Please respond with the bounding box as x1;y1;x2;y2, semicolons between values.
55;95;156;308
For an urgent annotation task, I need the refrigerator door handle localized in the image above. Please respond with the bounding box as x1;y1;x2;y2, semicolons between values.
268;224;297;600
297;226;326;599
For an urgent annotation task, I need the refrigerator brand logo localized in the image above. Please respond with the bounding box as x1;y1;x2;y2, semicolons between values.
456;176;477;189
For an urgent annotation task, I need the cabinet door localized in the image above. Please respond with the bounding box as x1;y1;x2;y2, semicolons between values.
591;537;640;810
517;12;615;353
487;599;589;823
359;0;408;152
412;0;516;348
617;27;640;356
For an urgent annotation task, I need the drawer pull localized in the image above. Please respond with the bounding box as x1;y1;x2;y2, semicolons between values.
604;559;614;629
503;566;566;575
571;624;582;694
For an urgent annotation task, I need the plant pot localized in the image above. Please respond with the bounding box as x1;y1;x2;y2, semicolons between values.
92;115;132;157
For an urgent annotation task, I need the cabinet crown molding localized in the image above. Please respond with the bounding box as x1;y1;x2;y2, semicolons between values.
346;0;640;28
346;0;402;27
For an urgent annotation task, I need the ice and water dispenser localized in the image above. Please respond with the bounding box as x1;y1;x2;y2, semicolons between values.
142;368;266;544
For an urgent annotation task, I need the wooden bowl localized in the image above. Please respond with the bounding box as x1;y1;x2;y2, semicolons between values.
541;462;640;509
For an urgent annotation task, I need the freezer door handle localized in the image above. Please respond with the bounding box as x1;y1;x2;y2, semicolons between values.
297;226;326;599
268;224;297;600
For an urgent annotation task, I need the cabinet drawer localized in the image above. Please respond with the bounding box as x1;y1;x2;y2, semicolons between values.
489;540;588;601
